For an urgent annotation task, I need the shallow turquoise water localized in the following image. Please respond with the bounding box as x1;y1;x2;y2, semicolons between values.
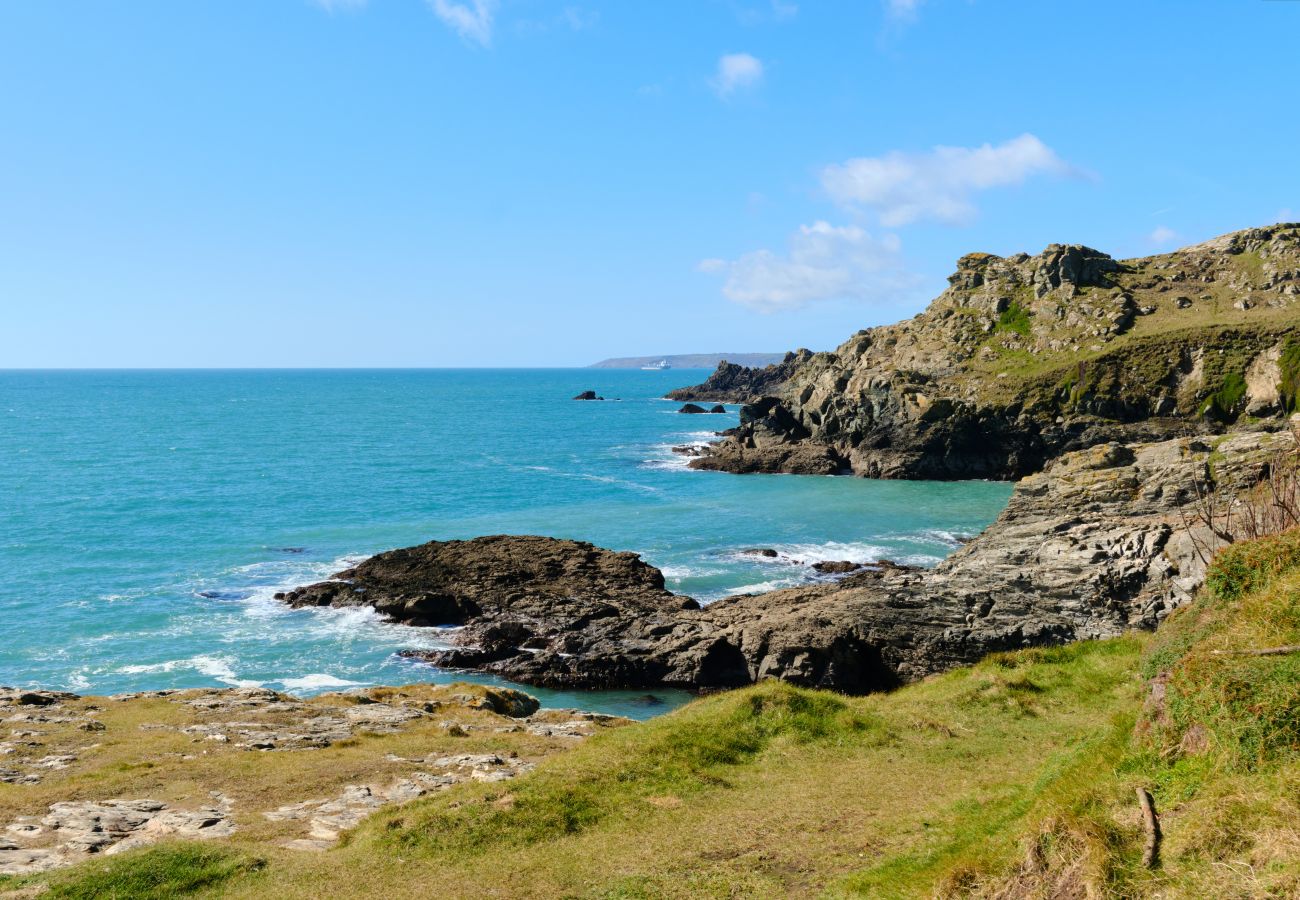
0;370;1012;718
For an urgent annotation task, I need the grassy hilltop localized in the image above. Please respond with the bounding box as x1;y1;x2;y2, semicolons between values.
683;224;1300;479
7;530;1297;899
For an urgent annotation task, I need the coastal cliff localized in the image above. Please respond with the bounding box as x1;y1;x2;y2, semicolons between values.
680;224;1300;479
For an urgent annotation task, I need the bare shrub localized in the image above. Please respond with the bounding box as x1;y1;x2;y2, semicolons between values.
1180;423;1300;565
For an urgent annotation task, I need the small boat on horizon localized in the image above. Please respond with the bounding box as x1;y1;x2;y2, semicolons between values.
641;359;671;370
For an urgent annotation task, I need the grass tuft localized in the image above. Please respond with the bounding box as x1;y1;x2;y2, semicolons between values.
996;300;1032;337
40;844;264;899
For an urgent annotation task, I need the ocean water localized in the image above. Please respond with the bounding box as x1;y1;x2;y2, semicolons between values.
0;370;1012;719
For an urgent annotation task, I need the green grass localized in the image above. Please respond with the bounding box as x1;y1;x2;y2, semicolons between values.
377;685;882;858
980;527;1300;899
995;300;1032;337
39;845;264;899
1204;371;1248;420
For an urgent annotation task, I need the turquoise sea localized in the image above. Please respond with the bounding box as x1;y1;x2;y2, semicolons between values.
0;370;1012;718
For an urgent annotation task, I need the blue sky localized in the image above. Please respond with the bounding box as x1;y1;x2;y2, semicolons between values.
2;0;1296;367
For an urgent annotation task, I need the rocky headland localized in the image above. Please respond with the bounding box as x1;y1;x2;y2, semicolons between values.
677;224;1300;478
272;423;1294;695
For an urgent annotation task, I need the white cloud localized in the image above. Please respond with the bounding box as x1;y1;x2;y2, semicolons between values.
1148;225;1179;247
820;133;1076;227
699;222;916;312
711;53;764;98
427;0;497;46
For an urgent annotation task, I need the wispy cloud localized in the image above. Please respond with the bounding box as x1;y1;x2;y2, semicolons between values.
427;0;498;47
310;0;368;12
560;6;599;30
884;0;923;23
820;133;1079;227
698;222;917;312
1148;225;1179;247
734;0;798;25
711;53;764;98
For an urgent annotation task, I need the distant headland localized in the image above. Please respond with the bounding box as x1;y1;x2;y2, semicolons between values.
588;352;788;369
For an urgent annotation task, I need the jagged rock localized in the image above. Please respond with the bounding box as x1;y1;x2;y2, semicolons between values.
681;225;1300;479
678;403;708;414
573;390;603;400
667;350;814;403
742;548;779;558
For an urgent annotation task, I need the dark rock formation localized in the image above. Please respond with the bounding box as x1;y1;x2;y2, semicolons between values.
811;560;863;574
277;428;1292;694
573;391;603;401
677;404;707;414
709;405;727;414
741;548;779;558
679;225;1300;479
666;350;814;404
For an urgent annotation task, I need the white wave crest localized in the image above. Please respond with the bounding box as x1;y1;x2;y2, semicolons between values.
277;673;362;692
118;654;262;688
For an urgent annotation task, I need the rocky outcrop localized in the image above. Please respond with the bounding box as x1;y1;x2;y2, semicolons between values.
671;428;1290;690
279;536;701;687
683;224;1300;479
0;681;626;874
277;535;698;629
573;390;604;400
666;349;814;403
281;427;1292;694
0;799;237;875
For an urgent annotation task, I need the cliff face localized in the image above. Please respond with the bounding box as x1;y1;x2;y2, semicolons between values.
686;224;1300;479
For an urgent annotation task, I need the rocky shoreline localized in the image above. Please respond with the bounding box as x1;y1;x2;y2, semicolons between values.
270;425;1293;695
